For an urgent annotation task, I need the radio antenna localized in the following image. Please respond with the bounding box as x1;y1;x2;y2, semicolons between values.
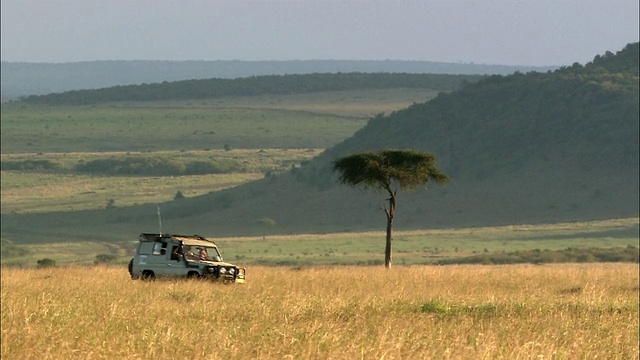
157;204;162;236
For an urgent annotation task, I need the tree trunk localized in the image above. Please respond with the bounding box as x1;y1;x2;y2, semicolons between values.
385;214;393;268
384;192;396;269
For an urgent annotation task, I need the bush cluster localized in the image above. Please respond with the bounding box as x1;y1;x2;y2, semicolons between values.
74;156;247;176
36;258;56;267
1;160;60;171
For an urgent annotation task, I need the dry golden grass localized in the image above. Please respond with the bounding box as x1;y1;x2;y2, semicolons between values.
2;264;637;359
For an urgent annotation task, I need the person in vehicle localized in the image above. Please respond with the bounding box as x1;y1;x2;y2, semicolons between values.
199;247;208;261
171;246;182;260
183;246;196;260
171;245;197;261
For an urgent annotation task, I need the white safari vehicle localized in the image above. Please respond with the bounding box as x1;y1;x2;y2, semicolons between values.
128;233;246;283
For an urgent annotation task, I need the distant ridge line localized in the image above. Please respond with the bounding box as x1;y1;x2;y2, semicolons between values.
1;59;556;98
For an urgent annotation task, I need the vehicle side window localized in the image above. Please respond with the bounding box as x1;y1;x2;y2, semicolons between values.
152;242;167;255
183;246;196;260
170;246;181;260
161;242;168;255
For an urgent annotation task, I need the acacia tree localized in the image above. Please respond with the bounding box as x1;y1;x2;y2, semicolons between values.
332;149;449;268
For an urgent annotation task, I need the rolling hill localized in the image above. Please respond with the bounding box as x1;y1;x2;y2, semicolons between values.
17;72;484;106
1;44;637;242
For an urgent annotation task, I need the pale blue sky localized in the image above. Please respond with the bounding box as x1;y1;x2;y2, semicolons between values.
1;0;638;66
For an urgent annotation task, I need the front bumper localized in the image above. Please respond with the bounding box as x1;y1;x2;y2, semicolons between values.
204;266;246;283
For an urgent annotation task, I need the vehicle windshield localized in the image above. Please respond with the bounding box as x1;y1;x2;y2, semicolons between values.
195;246;222;262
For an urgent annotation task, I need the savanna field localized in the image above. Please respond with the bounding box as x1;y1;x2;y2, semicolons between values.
2;264;638;359
2;54;639;359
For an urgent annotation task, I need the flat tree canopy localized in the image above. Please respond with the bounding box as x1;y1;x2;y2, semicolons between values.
333;149;448;192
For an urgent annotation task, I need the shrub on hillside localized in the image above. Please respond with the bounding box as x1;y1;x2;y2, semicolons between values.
36;258;56;268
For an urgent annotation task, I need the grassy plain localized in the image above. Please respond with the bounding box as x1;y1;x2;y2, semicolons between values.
0;88;435;213
0;88;435;154
2;87;638;358
0;87;443;246
2;88;637;268
1;149;323;213
0;106;360;153
1;218;637;268
2;263;638;359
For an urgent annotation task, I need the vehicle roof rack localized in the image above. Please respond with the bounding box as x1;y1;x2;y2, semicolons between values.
138;233;213;243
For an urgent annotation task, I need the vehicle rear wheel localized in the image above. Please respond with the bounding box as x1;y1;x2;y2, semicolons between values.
128;259;134;278
141;270;155;281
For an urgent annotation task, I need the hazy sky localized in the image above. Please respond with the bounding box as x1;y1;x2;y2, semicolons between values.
1;0;638;66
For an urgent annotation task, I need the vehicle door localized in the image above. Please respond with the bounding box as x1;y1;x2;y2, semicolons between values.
146;240;171;276
166;241;189;276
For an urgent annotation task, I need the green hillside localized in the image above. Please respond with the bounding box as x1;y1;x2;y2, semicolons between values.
159;43;639;234
1;44;637;243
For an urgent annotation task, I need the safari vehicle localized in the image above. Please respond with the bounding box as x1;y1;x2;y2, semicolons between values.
128;233;245;283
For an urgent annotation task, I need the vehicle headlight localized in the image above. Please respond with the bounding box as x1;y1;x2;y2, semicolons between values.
219;267;227;274
228;268;236;275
